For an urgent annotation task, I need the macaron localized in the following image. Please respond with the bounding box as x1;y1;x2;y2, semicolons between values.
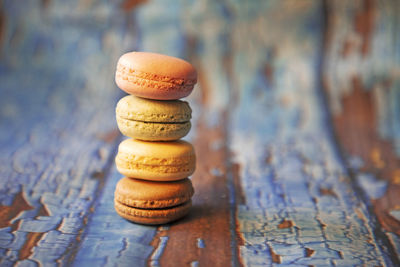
116;95;192;141
115;51;197;100
114;177;194;225
115;139;196;181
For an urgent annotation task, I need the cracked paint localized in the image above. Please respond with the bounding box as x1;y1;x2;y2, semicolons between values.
230;2;391;265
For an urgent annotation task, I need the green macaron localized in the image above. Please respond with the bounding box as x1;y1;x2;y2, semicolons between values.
116;95;192;141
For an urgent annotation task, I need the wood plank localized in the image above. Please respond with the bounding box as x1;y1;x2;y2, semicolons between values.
156;2;240;265
79;1;398;266
0;1;136;265
323;0;400;259
75;2;240;266
228;1;394;265
72;166;157;266
2;0;400;266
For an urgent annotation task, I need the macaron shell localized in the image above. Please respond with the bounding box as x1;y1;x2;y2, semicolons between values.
115;52;197;100
115;139;196;181
117;52;197;81
114;200;192;225
116;117;191;141
115;72;194;100
118;138;195;158
114;177;194;209
116;95;192;123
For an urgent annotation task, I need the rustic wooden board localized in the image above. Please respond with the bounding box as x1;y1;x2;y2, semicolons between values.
323;0;400;259
0;1;134;265
227;1;394;266
1;0;400;266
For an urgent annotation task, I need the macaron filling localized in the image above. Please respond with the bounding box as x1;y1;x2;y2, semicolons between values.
116;116;191;141
115;194;191;209
115;199;192;212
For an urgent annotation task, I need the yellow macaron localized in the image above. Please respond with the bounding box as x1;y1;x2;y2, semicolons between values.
115;138;196;181
116;95;192;141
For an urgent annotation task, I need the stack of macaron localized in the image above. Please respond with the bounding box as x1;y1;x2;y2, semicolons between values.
113;51;197;225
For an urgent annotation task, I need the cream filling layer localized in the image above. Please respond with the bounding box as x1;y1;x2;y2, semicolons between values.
116;117;191;139
115;194;192;209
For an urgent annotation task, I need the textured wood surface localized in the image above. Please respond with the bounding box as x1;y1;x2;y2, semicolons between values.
323;0;400;260
1;0;400;266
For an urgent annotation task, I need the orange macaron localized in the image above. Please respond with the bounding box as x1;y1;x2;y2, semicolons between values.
114;177;194;225
115;52;197;100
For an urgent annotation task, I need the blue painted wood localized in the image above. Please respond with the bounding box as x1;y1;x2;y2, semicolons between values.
324;1;400;151
73;2;205;265
227;1;391;265
1;0;400;266
73;167;156;267
323;0;400;260
106;0;395;265
0;0;135;265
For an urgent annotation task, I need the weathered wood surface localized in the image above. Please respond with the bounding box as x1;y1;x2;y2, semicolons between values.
1;0;400;266
323;0;400;259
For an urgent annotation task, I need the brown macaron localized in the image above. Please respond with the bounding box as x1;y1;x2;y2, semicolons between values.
114;177;194;225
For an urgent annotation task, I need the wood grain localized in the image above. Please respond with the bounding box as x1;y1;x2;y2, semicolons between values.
227;2;391;265
77;2;242;266
323;0;400;260
1;0;400;266
155;3;241;265
0;1;132;265
157;114;234;267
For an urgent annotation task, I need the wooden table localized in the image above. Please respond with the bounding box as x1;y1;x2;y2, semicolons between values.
1;1;400;266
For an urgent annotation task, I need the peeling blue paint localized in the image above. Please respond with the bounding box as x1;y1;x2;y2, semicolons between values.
1;0;399;266
356;173;388;200
229;1;391;266
196;238;205;249
73;169;156;267
150;236;169;267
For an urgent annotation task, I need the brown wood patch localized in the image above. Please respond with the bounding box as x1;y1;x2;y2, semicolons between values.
121;0;147;11
354;0;375;56
157;113;233;267
333;77;400;234
19;232;44;260
0;191;33;228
